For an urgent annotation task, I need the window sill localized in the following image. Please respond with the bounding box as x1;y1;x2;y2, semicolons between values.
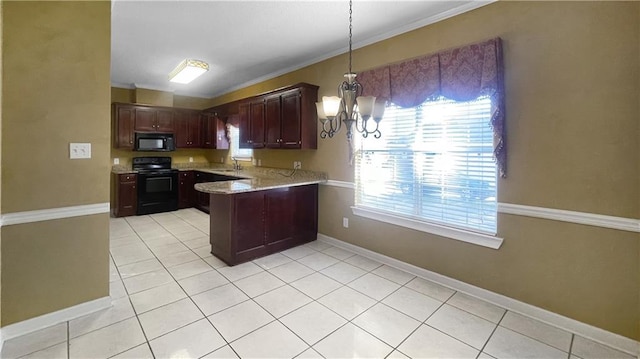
351;206;503;249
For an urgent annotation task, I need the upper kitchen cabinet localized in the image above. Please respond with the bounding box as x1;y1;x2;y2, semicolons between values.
265;84;318;149
174;109;202;148
238;98;266;149
113;103;135;149
201;112;229;149
134;106;174;132
239;83;318;150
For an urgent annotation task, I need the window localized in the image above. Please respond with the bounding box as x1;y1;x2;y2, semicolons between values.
228;124;252;160
355;96;497;235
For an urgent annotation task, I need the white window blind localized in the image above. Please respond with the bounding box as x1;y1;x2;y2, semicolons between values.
355;96;497;234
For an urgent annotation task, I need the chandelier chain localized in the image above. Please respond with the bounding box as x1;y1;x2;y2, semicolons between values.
348;0;353;75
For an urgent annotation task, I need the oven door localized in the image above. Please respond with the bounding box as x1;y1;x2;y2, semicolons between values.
137;171;179;215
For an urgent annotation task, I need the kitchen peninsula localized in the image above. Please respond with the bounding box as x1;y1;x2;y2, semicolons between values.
194;167;327;265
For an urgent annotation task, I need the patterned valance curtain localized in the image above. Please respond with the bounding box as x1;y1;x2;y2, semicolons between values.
357;38;506;177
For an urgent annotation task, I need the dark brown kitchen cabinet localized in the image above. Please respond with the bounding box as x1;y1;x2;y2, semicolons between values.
281;87;312;148
209;184;319;265
174;110;202;148
238;102;250;149
178;171;195;209
236;83;318;150
250;99;266;148
266;89;306;148
233;192;267;257
238;98;266;149
134;107;174;132
201;113;229;149
264;95;282;148
113;104;135;149
114;173;137;217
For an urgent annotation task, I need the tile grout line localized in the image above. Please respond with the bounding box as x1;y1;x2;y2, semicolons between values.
131;213;231;356
152;211;286;357
67;321;70;359
476;307;508;358
106;212;622;359
197;245;374;356
274;250;409;357
387;286;454;358
497;311;577;355
270;250;376;355
108;250;153;359
568;334;575;359
109;213;202;357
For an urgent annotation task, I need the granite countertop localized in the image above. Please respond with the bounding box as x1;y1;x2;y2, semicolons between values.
112;164;327;194
194;167;327;194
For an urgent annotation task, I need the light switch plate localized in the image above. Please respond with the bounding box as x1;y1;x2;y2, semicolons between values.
70;143;91;159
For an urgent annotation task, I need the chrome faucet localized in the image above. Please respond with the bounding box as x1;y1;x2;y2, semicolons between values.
232;157;242;171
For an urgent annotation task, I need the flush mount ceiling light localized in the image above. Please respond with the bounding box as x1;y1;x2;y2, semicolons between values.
168;59;209;84
316;0;386;143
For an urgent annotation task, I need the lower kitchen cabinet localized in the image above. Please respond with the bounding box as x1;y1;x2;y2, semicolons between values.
178;171;195;209
114;173;137;217
209;184;318;265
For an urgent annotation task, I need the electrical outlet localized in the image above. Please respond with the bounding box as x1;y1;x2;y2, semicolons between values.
189;157;193;163
294;161;301;169
69;143;91;159
343;217;349;228
252;158;257;165
113;158;120;165
220;157;224;163
258;159;262;166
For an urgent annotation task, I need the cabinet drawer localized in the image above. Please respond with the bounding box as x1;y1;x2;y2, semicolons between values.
119;174;137;183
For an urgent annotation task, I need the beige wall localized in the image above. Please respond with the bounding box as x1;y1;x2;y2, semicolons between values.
1;215;109;325
210;2;640;340
1;1;111;325
134;88;173;107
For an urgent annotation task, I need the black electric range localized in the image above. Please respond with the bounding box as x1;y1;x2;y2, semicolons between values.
132;157;179;215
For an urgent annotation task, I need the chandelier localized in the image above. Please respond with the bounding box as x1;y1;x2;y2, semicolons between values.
316;0;386;144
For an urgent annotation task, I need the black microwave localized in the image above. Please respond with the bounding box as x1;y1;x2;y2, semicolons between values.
134;133;175;152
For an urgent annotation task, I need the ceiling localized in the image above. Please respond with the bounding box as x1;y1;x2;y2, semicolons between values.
111;0;492;99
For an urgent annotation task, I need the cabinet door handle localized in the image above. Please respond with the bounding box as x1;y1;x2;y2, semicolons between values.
284;141;298;145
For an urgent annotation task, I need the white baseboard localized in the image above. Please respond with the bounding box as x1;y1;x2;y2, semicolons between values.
0;296;111;345
317;233;639;357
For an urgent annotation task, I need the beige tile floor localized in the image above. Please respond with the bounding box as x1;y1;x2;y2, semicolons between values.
1;208;636;359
